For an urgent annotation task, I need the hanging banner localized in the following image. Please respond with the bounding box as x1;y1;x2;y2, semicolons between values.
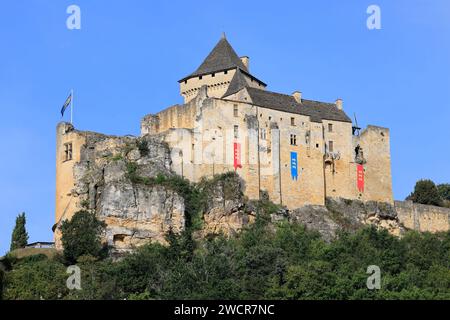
233;142;242;170
290;152;298;180
357;164;364;192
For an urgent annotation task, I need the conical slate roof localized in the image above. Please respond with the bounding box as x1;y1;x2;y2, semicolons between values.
222;68;249;98
179;36;249;82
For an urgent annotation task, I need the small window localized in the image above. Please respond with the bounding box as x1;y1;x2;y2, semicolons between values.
224;70;228;75
199;76;203;80
234;125;239;139
233;104;238;117
260;129;266;140
328;123;333;132
184;80;187;84
316;143;319;148
291;117;295;126
290;134;297;146
329;141;334;152
212;73;215;77
64;143;73;161
268;116;272;121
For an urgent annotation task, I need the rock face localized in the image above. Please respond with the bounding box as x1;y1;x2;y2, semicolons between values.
198;173;256;237
72;133;185;254
286;198;403;242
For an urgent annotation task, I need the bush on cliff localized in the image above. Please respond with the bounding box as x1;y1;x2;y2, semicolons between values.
60;210;107;264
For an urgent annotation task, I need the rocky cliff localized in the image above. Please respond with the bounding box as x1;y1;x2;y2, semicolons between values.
68;132;405;254
70;133;184;254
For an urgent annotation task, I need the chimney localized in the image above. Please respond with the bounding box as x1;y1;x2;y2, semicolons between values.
240;56;249;71
292;91;302;103
335;98;343;110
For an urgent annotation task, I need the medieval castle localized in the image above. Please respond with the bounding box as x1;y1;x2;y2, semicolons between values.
54;36;450;250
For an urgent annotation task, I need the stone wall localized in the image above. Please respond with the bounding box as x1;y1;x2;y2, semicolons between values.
141;86;393;210
395;200;450;233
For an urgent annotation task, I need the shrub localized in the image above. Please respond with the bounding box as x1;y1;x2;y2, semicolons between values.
137;140;149;157
60;210;107;264
3;258;68;300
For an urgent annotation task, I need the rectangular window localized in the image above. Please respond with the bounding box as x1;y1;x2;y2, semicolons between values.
199;76;203;80
234;125;239;139
64;143;73;161
329;141;334;152
233;104;238;117
291;117;295;126
290;134;297;146
328;123;333;132
212;73;215;77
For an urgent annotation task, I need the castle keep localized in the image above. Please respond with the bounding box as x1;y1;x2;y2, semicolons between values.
140;35;393;207
55;36;396;249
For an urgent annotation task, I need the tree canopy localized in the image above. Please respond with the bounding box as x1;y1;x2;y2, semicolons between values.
407;179;444;207
60;210;107;264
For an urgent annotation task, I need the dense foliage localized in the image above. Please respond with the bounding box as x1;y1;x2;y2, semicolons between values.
0;268;4;300
3;218;450;300
60;210;107;264
407;179;445;207
10;212;29;251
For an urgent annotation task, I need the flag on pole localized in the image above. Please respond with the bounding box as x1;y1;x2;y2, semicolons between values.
61;92;73;117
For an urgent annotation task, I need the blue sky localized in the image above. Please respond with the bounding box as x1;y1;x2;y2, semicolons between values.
0;0;449;255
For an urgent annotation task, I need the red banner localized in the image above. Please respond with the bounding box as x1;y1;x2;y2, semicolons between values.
357;164;364;193
233;142;242;170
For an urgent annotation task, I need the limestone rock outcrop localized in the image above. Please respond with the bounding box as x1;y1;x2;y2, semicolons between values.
197;173;256;237
285;198;403;242
70;133;185;254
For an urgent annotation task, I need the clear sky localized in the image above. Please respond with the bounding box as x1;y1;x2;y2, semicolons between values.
1;0;449;255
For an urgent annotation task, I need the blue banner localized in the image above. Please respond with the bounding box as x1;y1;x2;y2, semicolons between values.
290;152;298;180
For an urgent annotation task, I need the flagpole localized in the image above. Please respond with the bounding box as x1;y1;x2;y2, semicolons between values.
70;89;73;124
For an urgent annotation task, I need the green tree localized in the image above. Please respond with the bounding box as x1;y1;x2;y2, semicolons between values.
10;212;29;251
60;210;107;264
407;179;443;207
437;184;450;200
437;184;450;207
